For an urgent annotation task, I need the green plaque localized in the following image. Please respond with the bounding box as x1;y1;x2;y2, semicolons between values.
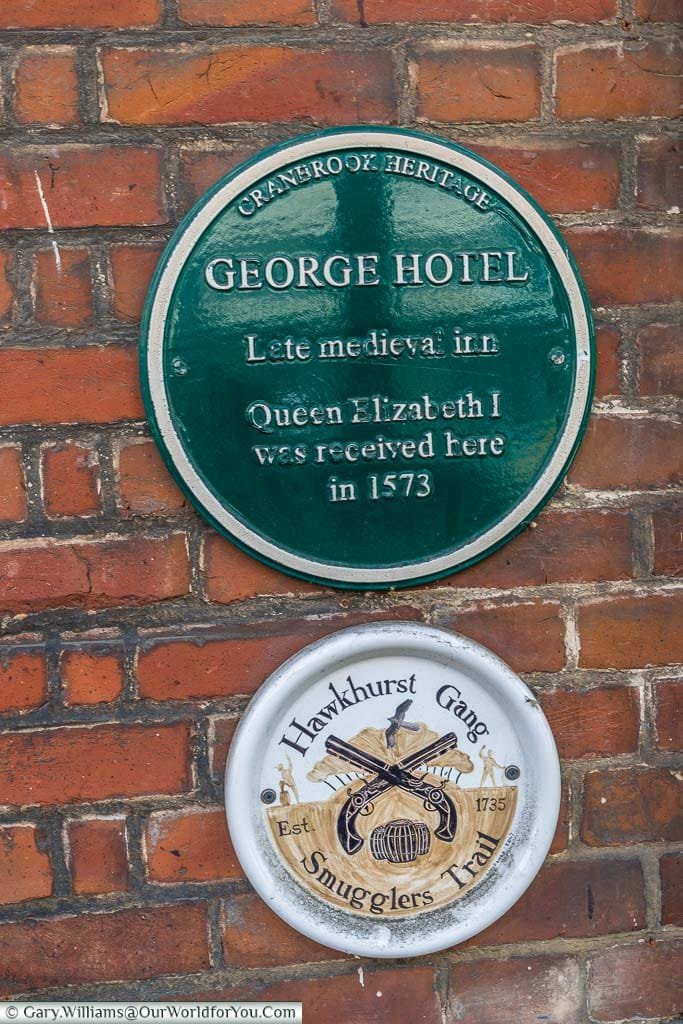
141;128;594;588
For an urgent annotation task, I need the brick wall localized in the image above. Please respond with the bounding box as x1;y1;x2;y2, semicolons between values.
0;2;681;1021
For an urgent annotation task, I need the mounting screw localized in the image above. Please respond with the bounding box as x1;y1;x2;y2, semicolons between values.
505;765;521;781
549;348;565;366
260;788;277;805
172;357;188;376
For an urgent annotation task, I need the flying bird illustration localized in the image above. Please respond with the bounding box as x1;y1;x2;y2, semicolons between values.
385;699;420;749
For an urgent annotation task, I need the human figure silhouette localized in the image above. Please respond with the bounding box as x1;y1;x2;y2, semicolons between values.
479;746;505;786
276;754;299;803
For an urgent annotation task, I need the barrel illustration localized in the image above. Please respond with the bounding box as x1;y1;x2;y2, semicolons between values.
370;819;431;863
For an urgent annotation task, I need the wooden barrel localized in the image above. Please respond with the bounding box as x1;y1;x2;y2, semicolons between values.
370;818;431;863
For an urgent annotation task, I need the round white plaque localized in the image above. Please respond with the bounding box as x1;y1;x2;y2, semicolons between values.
225;622;560;957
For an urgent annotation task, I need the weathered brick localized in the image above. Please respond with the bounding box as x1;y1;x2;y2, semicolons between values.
540;685;640;759
145;808;242;883
588;941;683;1022
637;135;682;210
0;534;190;614
116;439;187;516
221;893;346;967
0;0;161;29
209;716;238;782
583;768;683;845
578;593;683;668
660;853;682;925
448;601;565;672
465;859;645;946
416;46;541;123
110;243;163;324
203;535;322;603
653;508;682;576
449;510;632;589
138;610;423;700
556;41;683;119
638;323;682;397
0;905;209;990
333;0;615;22
0;648;47;713
0;249;13;324
0;446;26;523
565;226;683;305
0;147;166;229
179;145;259;207
101;46;396;125
0;723;192;806
179;0;315;26
42;441;101;518
34;247;93;328
569;417;682;490
448;955;581;1024
594;324;622;397
635;0;681;20
14;48;79;125
551;783;570;854
207;968;441;1024
0;824;52;905
68;817;129;894
654;679;683;750
61;650;125;706
0;347;143;426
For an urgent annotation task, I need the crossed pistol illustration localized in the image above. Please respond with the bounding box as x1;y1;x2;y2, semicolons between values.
325;732;459;855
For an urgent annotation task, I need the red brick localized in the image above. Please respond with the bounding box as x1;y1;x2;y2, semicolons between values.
34;248;93;328
0;534;190;614
448;955;581;1024
0;147;166;229
653;508;682;576
566;226;683;305
0;347;144;426
556;41;683;120
209;716;238;782
569;417;682;490
0;722;192;806
467;140;619;213
0;905;209;990
449;510;632;589
179;145;258;207
204;535;322;602
145;807;242;883
0;825;52;905
0;0;161;29
116;439;186;516
137;610;423;700
638;323;682;397
61;650;125;706
449;601;565;672
110;243;163;323
333;0;615;22
551;783;570;854
635;0;681;19
465;859;645;946
660;853;682;925
101;46;396;126
0;648;47;713
541;685;640;759
654;679;683;750
416;46;541;123
14;48;79;125
588;941;683;1022
0;446;26;522
208;968;441;1024
583;768;683;845
637;136;682;210
42;441;101;517
68;817;129;894
179;0;314;26
578;593;683;668
595;324;621;397
0;249;13;324
221;893;346;967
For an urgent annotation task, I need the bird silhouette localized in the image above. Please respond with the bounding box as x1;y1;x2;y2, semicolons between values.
385;699;420;749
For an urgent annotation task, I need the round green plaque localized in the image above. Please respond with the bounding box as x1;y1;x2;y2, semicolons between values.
141;128;594;589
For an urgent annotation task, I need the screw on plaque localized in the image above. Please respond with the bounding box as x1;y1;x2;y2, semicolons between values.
505;765;521;781
172;357;188;376
549;348;566;366
260;788;277;805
